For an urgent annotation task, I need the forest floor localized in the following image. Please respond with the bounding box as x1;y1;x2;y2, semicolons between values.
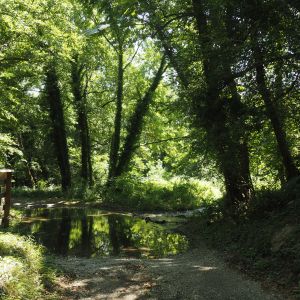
51;238;282;300
10;196;296;299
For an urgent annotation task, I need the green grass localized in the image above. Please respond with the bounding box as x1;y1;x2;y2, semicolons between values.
105;176;222;211
0;233;57;300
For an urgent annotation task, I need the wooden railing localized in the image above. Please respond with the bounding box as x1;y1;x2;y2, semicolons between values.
0;169;13;227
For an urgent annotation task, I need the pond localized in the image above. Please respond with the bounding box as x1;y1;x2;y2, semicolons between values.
10;208;189;258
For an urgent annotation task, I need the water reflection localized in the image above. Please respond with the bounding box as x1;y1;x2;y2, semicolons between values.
12;208;188;258
56;209;71;255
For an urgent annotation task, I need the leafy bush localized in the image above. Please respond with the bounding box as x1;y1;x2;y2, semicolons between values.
248;176;300;218
105;176;221;211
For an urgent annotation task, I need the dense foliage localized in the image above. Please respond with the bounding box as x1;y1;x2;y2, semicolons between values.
0;1;300;297
0;0;299;210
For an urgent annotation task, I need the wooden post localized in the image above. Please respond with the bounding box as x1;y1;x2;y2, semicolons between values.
0;169;13;227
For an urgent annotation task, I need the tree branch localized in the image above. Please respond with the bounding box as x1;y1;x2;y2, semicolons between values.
137;135;191;148
123;40;143;71
224;52;300;84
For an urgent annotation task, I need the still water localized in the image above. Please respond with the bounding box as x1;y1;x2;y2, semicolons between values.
12;208;188;258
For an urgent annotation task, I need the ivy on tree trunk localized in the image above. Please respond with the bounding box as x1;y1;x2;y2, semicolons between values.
45;64;71;191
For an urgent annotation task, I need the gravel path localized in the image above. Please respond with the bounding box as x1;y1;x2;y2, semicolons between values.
53;242;282;300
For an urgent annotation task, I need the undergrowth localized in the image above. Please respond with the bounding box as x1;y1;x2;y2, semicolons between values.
190;177;300;298
105;176;221;211
12;183;100;203
0;233;57;300
13;186;63;199
13;177;222;212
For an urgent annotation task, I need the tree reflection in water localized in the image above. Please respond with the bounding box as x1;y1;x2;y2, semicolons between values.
11;208;188;258
108;214;133;256
81;216;93;257
56;208;71;255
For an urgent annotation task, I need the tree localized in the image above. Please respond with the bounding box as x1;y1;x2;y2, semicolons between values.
45;63;71;191
141;0;253;211
115;56;167;176
246;0;300;180
71;55;93;186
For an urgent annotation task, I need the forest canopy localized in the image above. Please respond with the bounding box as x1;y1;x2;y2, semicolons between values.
0;0;299;213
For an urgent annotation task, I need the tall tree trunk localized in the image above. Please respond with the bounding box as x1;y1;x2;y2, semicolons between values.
108;51;124;182
155;26;189;87
145;1;189;87
227;80;253;201
252;42;299;180
205;98;252;210
115;57;166;177
148;0;253;210
224;8;254;200
192;0;253;210
18;133;36;187
45;64;71;191
71;56;93;186
86;117;93;186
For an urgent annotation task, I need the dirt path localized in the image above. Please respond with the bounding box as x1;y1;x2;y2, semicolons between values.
52;243;282;300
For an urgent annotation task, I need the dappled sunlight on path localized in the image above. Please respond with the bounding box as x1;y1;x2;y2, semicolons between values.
53;257;154;299
53;244;281;300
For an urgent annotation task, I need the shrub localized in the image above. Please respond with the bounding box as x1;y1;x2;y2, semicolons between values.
247;176;300;218
105;176;221;211
12;186;63;199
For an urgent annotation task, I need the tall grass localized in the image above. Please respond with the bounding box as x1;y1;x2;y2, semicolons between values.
0;233;55;300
